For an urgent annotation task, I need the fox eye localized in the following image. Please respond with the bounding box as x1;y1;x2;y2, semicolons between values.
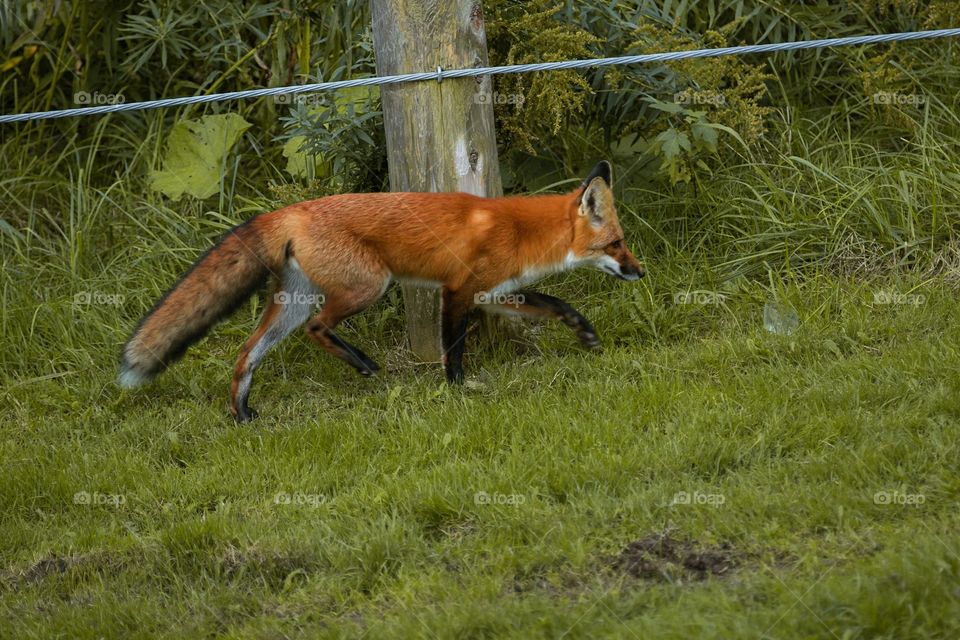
608;239;623;250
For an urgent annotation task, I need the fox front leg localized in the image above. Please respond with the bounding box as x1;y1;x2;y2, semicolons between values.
494;289;601;349
441;287;475;384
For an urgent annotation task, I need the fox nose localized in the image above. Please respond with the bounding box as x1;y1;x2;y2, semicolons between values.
622;263;645;280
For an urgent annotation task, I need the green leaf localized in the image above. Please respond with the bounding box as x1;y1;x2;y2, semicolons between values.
611;133;647;158
823;339;842;357
692;122;719;153
645;98;685;114
282;135;329;179
150;113;252;200
656;128;690;161
336;85;379;114
705;122;748;149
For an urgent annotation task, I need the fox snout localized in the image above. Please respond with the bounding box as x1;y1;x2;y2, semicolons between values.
601;240;645;281
619;259;645;281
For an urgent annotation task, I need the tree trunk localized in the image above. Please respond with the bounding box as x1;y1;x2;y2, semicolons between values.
371;0;502;361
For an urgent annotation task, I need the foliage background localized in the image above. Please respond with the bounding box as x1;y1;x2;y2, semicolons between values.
2;0;958;192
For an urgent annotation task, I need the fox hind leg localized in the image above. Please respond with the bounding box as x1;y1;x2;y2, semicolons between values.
230;259;319;422
304;276;388;377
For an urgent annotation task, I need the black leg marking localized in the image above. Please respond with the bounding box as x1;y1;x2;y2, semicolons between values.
444;314;469;384
442;290;472;384
234;405;259;423
327;330;380;376
516;289;601;349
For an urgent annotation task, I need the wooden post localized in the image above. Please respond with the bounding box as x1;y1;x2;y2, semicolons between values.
371;0;502;361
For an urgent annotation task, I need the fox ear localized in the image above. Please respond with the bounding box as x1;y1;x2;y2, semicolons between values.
581;160;612;189
579;178;606;225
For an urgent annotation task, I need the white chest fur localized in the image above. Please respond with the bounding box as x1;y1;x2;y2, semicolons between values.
489;250;590;295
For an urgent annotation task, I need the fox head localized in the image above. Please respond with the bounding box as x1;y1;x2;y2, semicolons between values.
570;161;645;281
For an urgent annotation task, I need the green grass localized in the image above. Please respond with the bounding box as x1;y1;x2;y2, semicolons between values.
2;269;959;638
3;101;960;637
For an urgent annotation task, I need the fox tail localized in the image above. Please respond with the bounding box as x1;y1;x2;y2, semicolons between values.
119;219;278;387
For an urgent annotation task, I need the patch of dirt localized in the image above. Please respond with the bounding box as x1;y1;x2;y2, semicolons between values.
612;532;739;582
219;544;322;589
827;233;960;286
924;240;960;285
16;555;77;583
1;551;121;590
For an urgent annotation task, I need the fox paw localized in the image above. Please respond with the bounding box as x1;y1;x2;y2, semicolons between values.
234;406;259;423
578;331;602;349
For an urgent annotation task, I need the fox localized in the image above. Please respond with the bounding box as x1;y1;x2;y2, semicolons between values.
119;160;644;421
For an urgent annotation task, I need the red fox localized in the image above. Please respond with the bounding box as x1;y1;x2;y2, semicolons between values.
120;160;644;421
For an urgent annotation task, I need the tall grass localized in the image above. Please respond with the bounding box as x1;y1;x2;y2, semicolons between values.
628;95;960;279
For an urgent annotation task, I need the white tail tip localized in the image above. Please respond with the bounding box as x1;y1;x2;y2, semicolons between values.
118;366;151;388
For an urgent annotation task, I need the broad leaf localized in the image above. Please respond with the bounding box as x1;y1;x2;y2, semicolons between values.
692;122;719;153
151;113;252;200
282;135;330;179
656;128;690;161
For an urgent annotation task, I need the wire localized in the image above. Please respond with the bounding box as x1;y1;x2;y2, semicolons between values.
1;28;959;124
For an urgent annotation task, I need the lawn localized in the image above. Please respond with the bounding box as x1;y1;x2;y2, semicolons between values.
2;262;958;638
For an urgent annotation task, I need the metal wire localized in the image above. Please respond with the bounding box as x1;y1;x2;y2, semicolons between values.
2;28;959;124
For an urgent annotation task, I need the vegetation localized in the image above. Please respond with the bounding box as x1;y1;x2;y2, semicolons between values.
1;1;959;637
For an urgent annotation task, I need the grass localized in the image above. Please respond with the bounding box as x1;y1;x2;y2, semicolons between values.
2;101;960;637
2;272;959;638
